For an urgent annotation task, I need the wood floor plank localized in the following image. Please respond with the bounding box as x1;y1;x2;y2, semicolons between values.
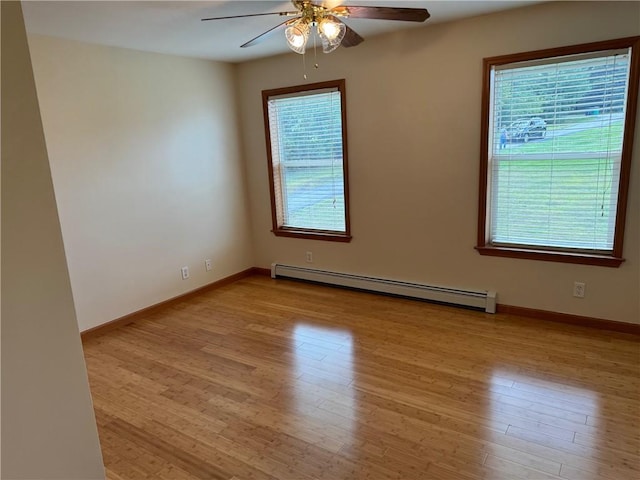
483;443;563;476
83;275;640;479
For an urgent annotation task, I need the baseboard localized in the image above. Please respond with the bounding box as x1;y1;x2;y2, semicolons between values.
81;267;639;340
80;267;261;340
497;304;640;335
252;267;271;276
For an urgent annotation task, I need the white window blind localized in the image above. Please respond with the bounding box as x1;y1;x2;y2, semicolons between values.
267;88;346;233
488;48;631;252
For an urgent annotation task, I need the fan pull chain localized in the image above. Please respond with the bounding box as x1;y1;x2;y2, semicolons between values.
302;51;307;79
313;30;319;70
302;30;322;79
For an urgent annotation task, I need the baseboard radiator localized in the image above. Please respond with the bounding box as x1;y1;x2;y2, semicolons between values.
271;264;497;313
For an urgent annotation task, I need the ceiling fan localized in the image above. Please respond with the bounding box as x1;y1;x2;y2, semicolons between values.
201;1;430;54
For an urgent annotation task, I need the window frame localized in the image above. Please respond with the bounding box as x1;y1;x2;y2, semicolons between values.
476;37;640;267
262;79;351;242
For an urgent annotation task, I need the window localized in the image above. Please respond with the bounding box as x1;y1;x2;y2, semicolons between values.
262;79;351;242
477;37;640;267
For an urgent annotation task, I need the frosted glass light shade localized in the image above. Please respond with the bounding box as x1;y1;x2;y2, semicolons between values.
318;16;346;53
285;20;310;54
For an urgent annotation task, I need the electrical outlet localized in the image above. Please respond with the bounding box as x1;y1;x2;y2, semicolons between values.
181;266;189;280
306;251;313;263
573;281;585;298
205;259;212;271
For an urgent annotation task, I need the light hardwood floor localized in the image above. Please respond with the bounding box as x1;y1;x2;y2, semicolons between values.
82;275;640;480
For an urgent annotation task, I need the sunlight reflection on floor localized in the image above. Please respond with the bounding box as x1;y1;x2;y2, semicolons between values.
291;323;355;448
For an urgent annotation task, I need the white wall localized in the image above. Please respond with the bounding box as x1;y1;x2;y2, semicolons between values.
237;1;640;324
1;2;104;478
28;36;254;331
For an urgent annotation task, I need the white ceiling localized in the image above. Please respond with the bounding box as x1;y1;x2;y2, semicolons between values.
23;1;542;63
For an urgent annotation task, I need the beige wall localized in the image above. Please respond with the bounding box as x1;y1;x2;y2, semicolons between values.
1;2;104;478
28;36;254;331
237;1;640;324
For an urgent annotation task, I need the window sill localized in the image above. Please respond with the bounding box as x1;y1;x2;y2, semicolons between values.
475;245;624;267
273;228;352;243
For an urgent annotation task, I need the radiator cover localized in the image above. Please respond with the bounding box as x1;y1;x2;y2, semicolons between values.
271;264;496;313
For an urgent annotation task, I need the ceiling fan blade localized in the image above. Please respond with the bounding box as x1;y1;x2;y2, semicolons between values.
333;5;430;22
340;24;364;48
241;18;297;48
201;11;297;22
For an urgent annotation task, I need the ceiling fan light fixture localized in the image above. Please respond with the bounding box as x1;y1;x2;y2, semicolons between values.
285;20;310;54
202;1;430;53
318;15;346;53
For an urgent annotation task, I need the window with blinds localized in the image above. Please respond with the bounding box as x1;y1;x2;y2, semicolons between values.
262;80;351;241
477;37;639;266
